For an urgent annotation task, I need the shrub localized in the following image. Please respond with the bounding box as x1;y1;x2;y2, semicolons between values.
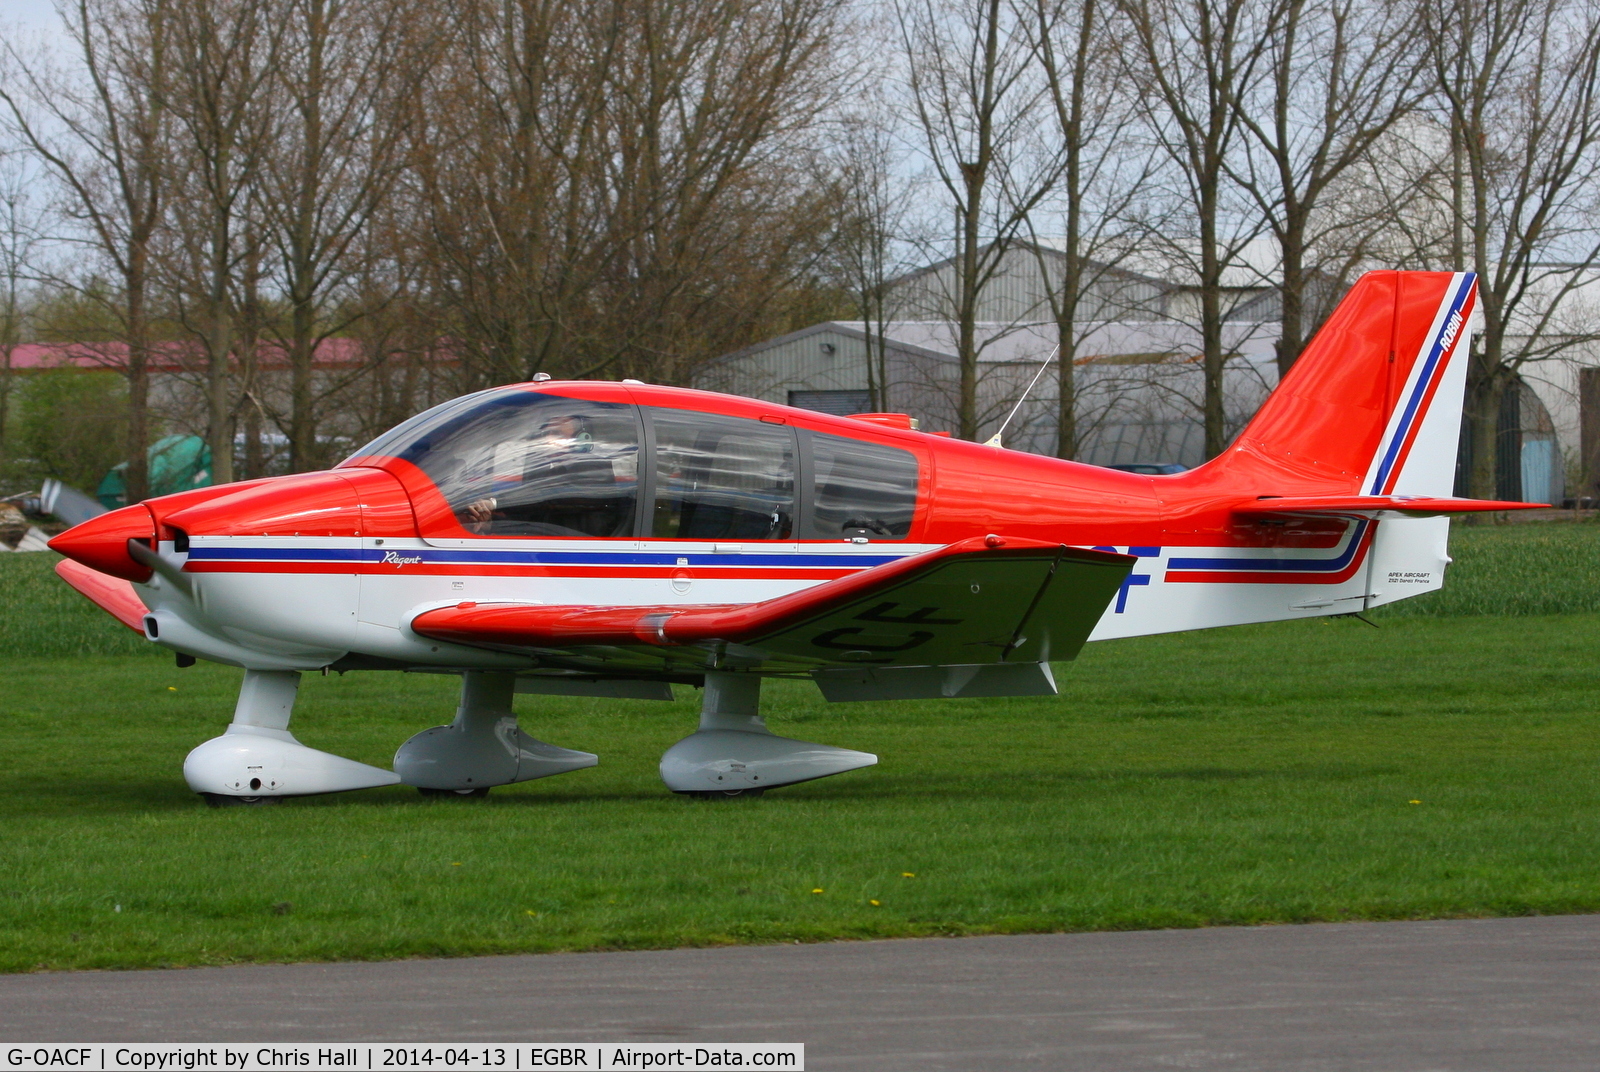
15;368;129;492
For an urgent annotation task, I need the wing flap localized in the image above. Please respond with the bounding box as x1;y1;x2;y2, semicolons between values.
411;536;1134;669
1236;495;1545;520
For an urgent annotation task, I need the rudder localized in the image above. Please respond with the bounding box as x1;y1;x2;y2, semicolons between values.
1215;271;1479;496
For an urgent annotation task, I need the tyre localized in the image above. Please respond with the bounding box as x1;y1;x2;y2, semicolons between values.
201;793;280;807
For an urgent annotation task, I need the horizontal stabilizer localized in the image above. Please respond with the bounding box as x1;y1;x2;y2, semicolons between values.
1235;495;1545;520
412;536;1134;669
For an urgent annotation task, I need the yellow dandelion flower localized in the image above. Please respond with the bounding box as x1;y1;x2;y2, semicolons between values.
167;687;177;692
451;862;462;866
902;872;916;878
1409;800;1421;805
811;888;823;894
870;900;880;906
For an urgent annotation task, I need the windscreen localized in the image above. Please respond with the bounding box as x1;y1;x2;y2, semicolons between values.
345;388;640;538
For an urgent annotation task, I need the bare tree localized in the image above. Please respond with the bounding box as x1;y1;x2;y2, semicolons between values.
1029;0;1162;458
590;0;847;386
0;152;46;452
826;115;918;411
162;0;283;484
896;0;1061;439
1;0;175;501
1422;0;1600;498
340;216;446;444
412;0;643;387
230;207;268;478
260;0;435;472
1120;0;1268;457
1232;0;1424;376
416;0;844;390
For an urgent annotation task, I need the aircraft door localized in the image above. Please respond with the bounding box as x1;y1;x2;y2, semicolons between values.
342;388;646;616
445;401;641;539
644;409;800;604
648;410;797;540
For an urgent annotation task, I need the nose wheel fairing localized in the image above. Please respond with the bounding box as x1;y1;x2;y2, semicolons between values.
183;671;401;799
185;723;402;797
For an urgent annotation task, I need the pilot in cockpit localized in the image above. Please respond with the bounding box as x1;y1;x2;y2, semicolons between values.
457;413;628;536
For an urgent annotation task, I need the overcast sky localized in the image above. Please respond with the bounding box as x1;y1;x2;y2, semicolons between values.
4;0;65;44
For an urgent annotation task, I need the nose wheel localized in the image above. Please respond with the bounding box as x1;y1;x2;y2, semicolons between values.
186;670;402;805
201;793;281;807
417;787;491;798
683;787;765;800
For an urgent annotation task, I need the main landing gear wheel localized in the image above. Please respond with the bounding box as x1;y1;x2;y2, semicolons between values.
417;786;491;798
200;793;281;808
681;787;766;800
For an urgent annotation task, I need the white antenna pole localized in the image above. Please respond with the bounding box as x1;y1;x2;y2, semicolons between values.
986;344;1059;448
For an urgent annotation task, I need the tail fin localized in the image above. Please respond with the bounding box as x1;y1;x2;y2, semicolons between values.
1096;270;1519;641
1217;270;1479;496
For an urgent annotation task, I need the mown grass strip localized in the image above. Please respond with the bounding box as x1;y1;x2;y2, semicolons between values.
1375;518;1600;618
0;553;151;658
1;612;1597;971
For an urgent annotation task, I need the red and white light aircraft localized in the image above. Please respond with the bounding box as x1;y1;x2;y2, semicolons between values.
50;271;1538;804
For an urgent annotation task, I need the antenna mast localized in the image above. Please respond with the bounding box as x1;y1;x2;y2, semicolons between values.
985;344;1059;448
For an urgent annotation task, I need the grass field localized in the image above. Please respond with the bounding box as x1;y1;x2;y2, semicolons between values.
2;519;1599;972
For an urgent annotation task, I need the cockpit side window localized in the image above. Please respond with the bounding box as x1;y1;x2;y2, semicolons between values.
351;388;641;538
650;409;795;540
806;432;918;539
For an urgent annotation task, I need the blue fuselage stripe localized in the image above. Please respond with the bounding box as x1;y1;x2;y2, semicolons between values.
185;546;905;568
1166;521;1368;572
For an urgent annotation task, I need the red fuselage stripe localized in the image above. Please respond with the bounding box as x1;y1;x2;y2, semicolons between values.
182;563;861;580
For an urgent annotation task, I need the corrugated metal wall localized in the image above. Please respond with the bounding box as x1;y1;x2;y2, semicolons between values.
890;246;1174;323
696;324;1280;464
693;243;1283;463
697;327;874;405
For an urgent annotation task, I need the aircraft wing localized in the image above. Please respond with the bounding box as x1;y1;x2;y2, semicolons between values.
411;536;1134;672
1235;495;1545;521
56;558;148;632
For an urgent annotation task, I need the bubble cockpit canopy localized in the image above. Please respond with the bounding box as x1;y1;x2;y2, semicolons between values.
343;385;920;541
343;388;640;538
